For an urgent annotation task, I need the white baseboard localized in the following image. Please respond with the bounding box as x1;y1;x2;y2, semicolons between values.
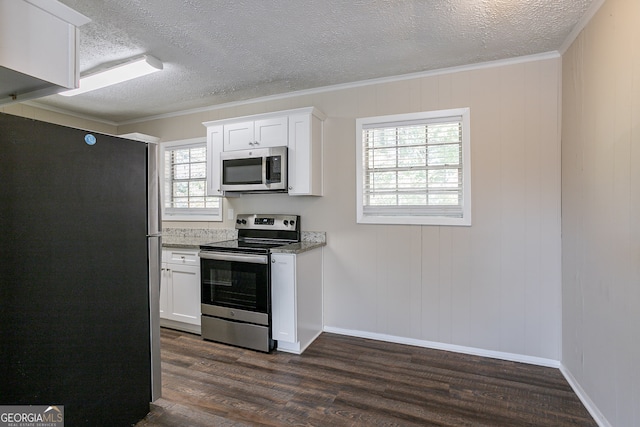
559;365;611;427
322;326;560;368
277;330;324;355
276;340;301;354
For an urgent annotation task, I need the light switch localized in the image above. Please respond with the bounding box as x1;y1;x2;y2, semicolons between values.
227;208;234;220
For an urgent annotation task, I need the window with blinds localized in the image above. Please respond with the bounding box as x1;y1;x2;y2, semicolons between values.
162;140;221;221
356;108;471;226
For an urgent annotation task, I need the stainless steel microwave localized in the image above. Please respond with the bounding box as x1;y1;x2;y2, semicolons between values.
220;146;287;193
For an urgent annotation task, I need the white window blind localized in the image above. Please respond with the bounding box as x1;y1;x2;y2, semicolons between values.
162;140;221;220
356;108;471;226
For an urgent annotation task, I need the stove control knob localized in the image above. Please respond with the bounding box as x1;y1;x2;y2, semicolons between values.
283;220;289;226
236;219;241;224
290;220;295;227
241;219;247;224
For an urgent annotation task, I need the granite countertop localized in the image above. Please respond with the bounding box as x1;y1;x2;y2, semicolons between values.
162;242;205;249
161;228;326;255
161;227;236;250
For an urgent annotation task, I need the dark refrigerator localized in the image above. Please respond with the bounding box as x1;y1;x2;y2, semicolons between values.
0;112;162;426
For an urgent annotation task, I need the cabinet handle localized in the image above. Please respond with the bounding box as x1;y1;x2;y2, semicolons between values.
272;259;276;263
249;141;255;146
288;186;293;190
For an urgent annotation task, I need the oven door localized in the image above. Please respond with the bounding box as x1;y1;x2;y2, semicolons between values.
199;251;270;313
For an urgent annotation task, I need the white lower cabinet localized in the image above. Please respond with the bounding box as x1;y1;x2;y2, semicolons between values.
160;249;201;334
271;250;322;354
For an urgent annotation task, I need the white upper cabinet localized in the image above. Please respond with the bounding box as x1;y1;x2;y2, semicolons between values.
0;0;90;104
206;125;223;196
288;111;323;196
223;116;288;151
223;121;253;150
203;107;325;196
254;116;289;148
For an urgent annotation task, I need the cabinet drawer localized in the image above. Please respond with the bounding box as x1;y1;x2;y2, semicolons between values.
163;249;199;265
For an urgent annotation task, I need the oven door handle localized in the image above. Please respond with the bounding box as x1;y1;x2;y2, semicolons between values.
199;251;269;265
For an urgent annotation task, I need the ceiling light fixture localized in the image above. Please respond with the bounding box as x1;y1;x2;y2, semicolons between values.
59;55;163;97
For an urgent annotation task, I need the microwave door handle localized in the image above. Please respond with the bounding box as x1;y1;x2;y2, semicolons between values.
264;156;271;184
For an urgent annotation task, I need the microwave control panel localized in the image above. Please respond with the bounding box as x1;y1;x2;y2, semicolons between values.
267;155;281;183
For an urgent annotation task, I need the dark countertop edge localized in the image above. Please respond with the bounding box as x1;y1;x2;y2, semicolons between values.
270;241;326;254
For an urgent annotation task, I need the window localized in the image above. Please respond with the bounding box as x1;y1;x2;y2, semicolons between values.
356;108;471;226
161;138;222;221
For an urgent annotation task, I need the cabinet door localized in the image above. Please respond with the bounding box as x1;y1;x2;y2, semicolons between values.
206;125;223;196
271;253;297;343
159;262;169;319
168;263;201;326
288;113;323;196
1;0;87;92
254;116;288;148
223;121;254;150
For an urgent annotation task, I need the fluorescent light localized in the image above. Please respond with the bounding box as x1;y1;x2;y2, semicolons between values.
60;55;163;97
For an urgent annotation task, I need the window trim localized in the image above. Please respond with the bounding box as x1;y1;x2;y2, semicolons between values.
355;108;471;226
160;137;222;222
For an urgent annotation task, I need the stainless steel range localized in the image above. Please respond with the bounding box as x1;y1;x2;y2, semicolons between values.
199;214;300;352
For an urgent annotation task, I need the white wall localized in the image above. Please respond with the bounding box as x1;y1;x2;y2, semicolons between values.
122;55;563;362
562;0;640;425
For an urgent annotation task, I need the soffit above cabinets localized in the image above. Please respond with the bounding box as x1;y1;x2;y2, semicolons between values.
0;0;90;104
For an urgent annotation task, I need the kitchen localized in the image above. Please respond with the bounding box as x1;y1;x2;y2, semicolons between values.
1;0;638;426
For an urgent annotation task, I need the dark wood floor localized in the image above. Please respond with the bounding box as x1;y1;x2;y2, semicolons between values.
135;328;596;427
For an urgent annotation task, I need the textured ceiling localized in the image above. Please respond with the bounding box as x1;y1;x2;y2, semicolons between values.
30;0;595;124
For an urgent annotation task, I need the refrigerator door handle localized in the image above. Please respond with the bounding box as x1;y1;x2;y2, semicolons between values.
147;142;162;402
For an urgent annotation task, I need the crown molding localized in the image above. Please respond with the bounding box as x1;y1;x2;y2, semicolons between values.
27;51;562;127
119;51;561;126
559;0;607;54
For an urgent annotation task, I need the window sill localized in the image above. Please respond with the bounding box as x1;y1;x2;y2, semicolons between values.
163;213;222;222
357;214;471;226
